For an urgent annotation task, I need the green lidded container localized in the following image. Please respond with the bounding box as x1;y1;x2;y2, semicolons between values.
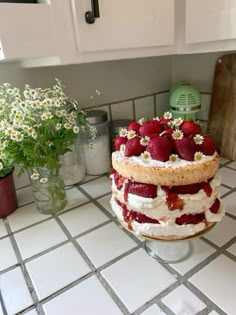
170;82;201;121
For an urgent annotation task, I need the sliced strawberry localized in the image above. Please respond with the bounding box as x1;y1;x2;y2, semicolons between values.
114;136;127;151
135;213;159;224
113;171;126;190
127;121;140;133
146;136;172;162
176;213;205;225
180;121;201;137
126;181;157;198
201;181;212;197
173;138;197;161
197;136;216;155
166;192;184;210
124;136;145;157
171;183;201;195
139;120;161;137
209;198;220;213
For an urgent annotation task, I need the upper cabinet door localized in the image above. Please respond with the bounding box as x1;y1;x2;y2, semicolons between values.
71;0;174;53
0;2;57;61
186;0;236;44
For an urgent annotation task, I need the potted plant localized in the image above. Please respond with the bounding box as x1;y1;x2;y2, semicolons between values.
0;79;91;215
0;153;17;217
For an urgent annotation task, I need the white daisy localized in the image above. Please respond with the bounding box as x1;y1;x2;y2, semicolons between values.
169;154;179;162
73;126;80;134
119;128;127;137
164;111;172;119
172;130;184;140
194;151;204;161
31;173;40;180
140;136;150;146
194;134;204;145
56;123;62;130
141;151;151;160
64;122;72;129
173;118;183;126
127;130;136;139
40;177;48;184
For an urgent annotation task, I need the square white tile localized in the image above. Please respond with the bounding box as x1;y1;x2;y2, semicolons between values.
16;186;34;207
0;267;33;315
111;101;133;120
197;94;211;120
204;216;235;246
227;242;236;256
80;177;111;198
8;203;51;232
26;243;91;300
77;222;137;268
220;186;230;197
59;203;109;237
220;157;230;165
102;248;175;313
208;311;220;315
0;219;7;237
13;167;30;190
97;193;115;216
135;96;154;121
155;93;170;117
222;191;236;216
14;219;67;260
43;276;123;315
141;304;166;315
218;168;236;188
190;255;236;315
0;237;18;271
63;187;89;211
162;284;206;314
227;161;236;169
170;239;215;275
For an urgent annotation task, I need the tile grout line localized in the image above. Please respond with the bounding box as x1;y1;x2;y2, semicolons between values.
0;289;7;315
132;99;136;121
53;215;132;315
153;94;157;117
2;218;46;315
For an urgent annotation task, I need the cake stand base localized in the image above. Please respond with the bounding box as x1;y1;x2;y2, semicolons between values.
144;239;193;264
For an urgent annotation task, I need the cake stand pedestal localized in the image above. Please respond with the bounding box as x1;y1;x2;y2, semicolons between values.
143;224;216;264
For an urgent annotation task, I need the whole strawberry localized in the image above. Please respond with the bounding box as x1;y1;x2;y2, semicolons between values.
127;121;140;133
139;119;161;137
180;121;201;137
146;136;172;162
125;136;145;157
114;136;127;151
174;138;196;161
197;136;216;155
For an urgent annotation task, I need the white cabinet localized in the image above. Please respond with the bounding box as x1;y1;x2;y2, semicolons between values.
0;2;57;60
58;0;175;64
178;0;236;54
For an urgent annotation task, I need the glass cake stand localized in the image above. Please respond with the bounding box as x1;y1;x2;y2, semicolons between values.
142;223;216;264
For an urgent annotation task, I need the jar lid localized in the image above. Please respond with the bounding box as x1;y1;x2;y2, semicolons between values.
86;110;108;124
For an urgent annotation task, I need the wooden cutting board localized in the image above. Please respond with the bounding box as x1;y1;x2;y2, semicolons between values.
207;53;236;161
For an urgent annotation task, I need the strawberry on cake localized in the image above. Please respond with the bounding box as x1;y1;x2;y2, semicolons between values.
110;112;225;240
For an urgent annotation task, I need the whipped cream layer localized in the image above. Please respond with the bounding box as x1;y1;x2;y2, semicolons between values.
112;151;217;169
111;174;223;222
111;197;224;238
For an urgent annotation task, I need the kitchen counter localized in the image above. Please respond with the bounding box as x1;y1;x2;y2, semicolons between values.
0;157;235;315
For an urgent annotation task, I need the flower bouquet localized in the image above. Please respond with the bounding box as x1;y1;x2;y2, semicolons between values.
0;79;90;214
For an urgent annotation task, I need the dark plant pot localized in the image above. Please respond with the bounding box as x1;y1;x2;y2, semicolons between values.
0;171;17;218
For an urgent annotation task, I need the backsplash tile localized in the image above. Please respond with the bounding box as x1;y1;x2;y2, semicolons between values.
135;96;155;120
155;92;170;116
110;100;133;120
198;94;211;121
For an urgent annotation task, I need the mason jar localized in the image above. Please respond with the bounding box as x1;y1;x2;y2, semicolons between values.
60;134;86;185
83;110;111;175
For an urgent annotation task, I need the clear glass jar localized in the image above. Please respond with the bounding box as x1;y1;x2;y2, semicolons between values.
60;135;86;185
83;110;111;175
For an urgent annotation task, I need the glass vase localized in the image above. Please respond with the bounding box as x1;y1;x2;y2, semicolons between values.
28;166;67;215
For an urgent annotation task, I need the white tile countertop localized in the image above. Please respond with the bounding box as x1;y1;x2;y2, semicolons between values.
0;157;236;315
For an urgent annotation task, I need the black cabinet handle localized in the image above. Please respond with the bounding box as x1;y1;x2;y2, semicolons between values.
85;0;100;24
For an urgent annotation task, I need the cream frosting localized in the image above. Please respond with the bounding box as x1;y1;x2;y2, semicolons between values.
111;174;221;220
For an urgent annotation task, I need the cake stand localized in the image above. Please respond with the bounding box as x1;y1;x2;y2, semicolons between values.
143;223;216;264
